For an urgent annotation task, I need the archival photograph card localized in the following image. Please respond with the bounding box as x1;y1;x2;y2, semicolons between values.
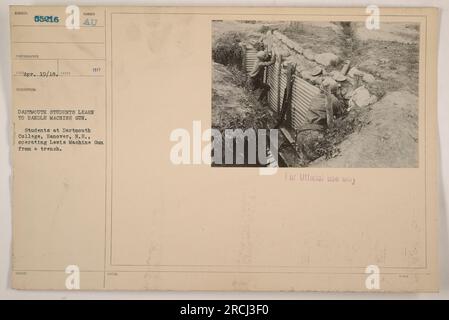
10;6;439;291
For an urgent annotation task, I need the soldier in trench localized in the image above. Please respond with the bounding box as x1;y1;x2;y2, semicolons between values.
248;49;276;104
295;77;346;162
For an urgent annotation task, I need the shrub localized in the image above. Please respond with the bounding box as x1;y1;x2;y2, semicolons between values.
258;25;271;34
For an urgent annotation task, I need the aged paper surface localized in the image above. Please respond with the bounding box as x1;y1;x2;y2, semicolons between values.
10;6;439;291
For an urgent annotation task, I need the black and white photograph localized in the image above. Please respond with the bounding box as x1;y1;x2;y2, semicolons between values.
1;1;447;302
212;20;420;167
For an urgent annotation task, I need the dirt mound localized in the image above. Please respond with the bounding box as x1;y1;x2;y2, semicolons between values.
311;91;418;168
212;62;273;131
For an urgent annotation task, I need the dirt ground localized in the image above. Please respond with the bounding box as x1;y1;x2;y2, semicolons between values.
277;21;420;94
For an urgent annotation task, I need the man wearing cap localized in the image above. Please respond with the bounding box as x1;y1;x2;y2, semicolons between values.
248;49;276;103
295;77;346;162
